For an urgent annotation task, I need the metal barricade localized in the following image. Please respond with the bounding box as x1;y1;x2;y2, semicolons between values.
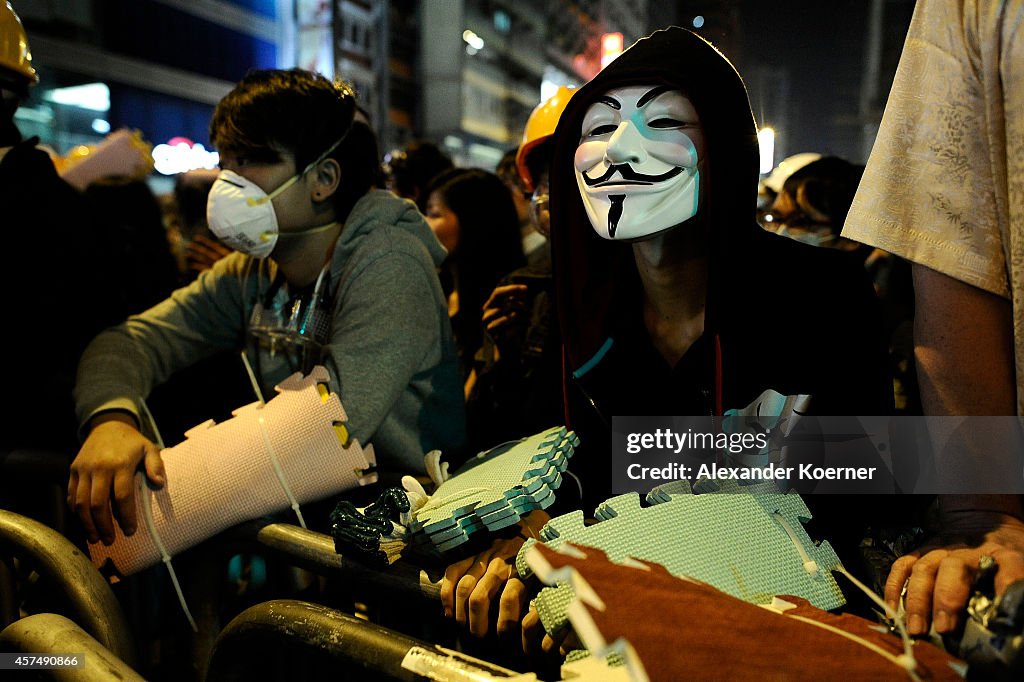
0;510;135;666
0;613;145;682
206;599;533;682
226;518;441;601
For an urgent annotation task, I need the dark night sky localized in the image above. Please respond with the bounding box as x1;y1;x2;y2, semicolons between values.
718;0;915;163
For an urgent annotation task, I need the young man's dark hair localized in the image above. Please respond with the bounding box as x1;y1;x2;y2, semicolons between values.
208;69;391;226
209;69;358;208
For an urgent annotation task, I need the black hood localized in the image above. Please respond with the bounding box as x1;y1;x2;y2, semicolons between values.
549;26;761;375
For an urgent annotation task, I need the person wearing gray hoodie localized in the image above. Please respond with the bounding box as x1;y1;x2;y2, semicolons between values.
69;69;465;546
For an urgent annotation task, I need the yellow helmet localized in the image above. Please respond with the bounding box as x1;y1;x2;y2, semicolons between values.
0;1;37;88
516;85;575;193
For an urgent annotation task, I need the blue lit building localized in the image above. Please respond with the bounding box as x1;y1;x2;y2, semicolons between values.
17;0;293;163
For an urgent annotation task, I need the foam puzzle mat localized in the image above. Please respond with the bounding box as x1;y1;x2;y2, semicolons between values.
517;478;845;636
89;366;376;575
409;426;578;552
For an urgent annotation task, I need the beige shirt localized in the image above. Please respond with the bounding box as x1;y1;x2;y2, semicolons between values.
843;0;1024;412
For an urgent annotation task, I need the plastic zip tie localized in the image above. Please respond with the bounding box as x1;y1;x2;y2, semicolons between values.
240;349;266;406
416;486;490;515
834;563;917;675
139;477;197;632
772;507;918;676
563;469;584;503
256;411;306;529
771;511;818;574
135;398;198;630
298;263;330;336
784;612;920;681
137;397;165;450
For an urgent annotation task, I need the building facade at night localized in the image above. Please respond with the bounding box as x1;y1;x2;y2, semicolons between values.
15;0;913;180
16;0;660;175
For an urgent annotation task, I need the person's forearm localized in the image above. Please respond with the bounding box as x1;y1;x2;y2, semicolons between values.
913;263;1020;513
913;264;1016;416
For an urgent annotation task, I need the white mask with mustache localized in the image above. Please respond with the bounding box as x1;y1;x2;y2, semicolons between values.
574;85;702;240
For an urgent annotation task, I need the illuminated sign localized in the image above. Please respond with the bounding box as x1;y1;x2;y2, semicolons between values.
153;137;220;175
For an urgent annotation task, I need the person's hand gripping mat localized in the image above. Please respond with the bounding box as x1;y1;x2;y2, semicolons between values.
89;366;377;576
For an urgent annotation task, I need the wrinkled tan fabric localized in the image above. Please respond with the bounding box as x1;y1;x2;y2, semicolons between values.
843;0;1024;412
530;542;964;681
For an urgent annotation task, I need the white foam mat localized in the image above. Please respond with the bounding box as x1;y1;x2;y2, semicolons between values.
89;366;377;575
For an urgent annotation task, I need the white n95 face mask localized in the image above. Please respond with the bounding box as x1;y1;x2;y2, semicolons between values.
207;135;348;259
207;169;302;259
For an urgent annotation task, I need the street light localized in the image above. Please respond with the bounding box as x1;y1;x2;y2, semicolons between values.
757;127;775;174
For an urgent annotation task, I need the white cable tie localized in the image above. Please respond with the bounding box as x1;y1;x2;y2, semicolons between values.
137;399;195;629
564;469;584;502
256;411;306;528
415;486;491;514
772;510;919;677
139;477;197;632
835;563;918;675
240;349;266;406
423;450;449;487
786;612;920;682
137;397;166;450
771;511;818;574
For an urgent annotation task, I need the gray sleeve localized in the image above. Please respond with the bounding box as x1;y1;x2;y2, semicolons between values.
323;246;443;446
73;254;251;429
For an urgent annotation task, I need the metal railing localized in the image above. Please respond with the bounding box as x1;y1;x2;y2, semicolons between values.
0;509;135;665
0;613;145;682
206;599;532;682
227;518;442;601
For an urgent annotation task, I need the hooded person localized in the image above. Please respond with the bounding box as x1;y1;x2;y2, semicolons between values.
547;27;892;510
440;27;895;643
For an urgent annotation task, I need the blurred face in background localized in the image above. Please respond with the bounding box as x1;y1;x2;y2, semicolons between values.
764;183;836;247
425;190;460;254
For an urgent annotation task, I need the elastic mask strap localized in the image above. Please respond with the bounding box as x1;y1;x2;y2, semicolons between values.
276;220;340;240
256;410;306;528
247;133;348;208
246;172;301;207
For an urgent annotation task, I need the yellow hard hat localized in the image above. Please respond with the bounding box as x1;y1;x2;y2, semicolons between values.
516;85;575;193
0;1;37;88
